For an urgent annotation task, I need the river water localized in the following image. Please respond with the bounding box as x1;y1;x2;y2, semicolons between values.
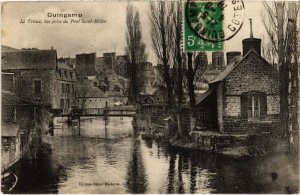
11;117;299;194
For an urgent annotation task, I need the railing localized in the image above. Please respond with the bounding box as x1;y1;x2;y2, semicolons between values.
62;106;137;117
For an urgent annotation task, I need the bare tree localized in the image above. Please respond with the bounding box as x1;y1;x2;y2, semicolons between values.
262;2;300;146
150;1;174;112
184;52;208;132
170;1;187;138
126;4;147;104
262;36;278;69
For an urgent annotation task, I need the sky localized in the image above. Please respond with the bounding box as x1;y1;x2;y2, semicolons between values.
1;1;268;64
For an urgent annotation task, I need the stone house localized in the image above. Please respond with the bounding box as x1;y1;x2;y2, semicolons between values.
1;47;76;114
195;32;280;135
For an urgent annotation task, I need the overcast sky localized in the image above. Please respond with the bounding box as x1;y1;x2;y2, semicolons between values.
2;1;267;64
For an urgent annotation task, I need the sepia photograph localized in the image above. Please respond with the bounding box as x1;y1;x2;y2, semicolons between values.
1;0;299;194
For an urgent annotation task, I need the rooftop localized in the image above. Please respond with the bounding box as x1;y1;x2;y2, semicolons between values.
86;87;106;98
2;49;57;70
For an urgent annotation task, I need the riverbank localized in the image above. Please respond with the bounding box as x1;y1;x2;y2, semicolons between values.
169;138;249;158
135;115;295;158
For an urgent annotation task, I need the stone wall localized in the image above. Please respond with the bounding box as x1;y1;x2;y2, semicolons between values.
267;95;280;114
224;52;279;96
224;96;240;117
9;69;55;107
223;116;281;134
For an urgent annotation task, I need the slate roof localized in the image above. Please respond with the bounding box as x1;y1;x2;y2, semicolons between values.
2;45;19;52
2;49;57;70
57;61;73;70
1;123;20;137
195;89;213;105
86;87;106;97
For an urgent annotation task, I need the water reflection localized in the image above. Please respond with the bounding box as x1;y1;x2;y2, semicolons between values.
9;117;299;194
167;152;176;193
126;138;148;193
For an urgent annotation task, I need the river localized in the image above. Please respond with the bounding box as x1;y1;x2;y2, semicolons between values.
10;117;299;194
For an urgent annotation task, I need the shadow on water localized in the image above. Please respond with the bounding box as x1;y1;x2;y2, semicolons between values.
125;129;148;194
10;154;67;194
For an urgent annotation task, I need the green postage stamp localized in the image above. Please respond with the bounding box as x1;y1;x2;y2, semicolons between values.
184;0;245;51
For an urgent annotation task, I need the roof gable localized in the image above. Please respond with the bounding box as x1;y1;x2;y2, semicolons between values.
210;49;272;83
57;61;73;70
2;50;57;70
2;45;19;52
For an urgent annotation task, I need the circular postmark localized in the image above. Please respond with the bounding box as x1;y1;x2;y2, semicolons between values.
185;0;245;42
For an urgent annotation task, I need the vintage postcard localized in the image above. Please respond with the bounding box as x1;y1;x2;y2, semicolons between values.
1;0;299;194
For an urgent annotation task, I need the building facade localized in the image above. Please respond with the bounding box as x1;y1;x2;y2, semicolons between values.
56;59;76;113
195;33;280;135
2;47;76;113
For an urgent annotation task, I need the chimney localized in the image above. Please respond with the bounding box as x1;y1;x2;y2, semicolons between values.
212;52;225;70
226;52;241;64
51;46;54;50
242;19;261;56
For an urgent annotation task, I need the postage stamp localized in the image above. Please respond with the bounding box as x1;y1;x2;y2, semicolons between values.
184;0;245;51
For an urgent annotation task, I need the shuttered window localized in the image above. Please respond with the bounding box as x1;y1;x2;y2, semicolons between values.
241;92;267;119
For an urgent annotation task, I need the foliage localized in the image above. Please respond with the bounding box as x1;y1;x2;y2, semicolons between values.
125;4;147;104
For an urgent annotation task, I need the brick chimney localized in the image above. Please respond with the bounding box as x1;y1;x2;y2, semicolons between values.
212;52;225;69
226;52;241;64
242;19;261;56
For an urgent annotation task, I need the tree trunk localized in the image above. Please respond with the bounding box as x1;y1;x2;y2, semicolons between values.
277;3;290;144
187;52;196;132
288;4;299;146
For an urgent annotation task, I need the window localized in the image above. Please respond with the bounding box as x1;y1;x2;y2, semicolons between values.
64;71;68;79
33;80;42;94
217;56;222;66
59;70;62;78
61;83;65;93
66;99;70;108
60;99;64;109
241;92;267;119
66;84;70;93
71;84;74;93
